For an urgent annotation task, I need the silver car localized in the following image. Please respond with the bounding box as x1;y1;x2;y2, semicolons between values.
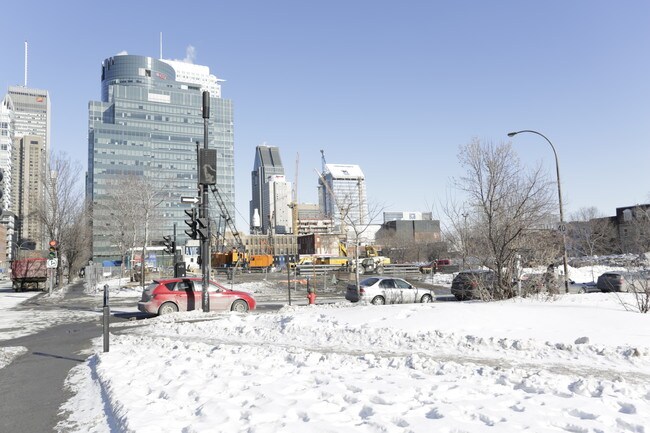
345;277;435;305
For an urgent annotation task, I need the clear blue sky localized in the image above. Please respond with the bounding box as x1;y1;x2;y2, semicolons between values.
3;0;649;229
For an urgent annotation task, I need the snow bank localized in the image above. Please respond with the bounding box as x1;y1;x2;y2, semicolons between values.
58;293;650;432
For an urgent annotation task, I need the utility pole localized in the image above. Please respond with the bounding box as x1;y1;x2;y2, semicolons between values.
201;91;211;312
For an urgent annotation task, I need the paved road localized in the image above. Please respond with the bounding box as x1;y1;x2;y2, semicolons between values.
0;282;130;433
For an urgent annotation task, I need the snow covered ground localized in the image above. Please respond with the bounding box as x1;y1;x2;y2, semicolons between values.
57;293;650;433
2;265;650;432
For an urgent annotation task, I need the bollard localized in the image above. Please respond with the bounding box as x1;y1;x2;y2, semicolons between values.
103;284;110;352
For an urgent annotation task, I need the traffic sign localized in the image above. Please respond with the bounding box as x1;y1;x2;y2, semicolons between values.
181;196;201;204
558;224;567;233
46;258;58;269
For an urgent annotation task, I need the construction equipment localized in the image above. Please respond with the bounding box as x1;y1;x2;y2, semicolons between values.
212;250;274;271
210;186;245;251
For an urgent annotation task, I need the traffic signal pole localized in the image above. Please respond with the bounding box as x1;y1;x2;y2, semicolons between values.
201;91;210;313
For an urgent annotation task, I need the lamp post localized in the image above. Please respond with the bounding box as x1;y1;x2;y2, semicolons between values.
507;130;569;294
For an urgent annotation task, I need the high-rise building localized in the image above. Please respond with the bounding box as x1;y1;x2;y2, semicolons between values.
0;95;16;265
318;163;368;228
0;96;15;214
87;54;234;261
2;86;50;255
262;174;292;234
6;86;51;155
250;145;286;234
12;135;46;249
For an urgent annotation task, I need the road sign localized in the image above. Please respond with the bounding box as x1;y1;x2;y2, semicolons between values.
558;224;567;233
46;258;58;269
181;196;201;204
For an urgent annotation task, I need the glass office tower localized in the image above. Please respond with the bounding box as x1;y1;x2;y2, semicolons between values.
87;55;234;261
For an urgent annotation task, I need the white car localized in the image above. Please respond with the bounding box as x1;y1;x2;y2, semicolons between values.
345;277;435;305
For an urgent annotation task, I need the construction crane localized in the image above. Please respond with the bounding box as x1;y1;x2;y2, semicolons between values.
210;186;245;252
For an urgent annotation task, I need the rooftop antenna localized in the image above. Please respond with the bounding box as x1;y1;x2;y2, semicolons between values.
24;41;28;87
159;32;163;59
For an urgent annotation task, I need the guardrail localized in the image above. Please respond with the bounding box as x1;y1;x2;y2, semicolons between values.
294;263;425;278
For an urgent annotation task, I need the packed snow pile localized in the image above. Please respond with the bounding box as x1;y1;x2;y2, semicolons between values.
58;293;650;433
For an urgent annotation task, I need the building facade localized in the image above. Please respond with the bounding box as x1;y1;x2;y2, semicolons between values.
383;211;433;223
6;86;50;155
1;87;50;258
12;135;46;249
318;163;368;229
87;54;234;261
250;145;286;234
262;174;292;234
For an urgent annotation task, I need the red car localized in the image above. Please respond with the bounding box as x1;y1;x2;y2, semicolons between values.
137;277;256;315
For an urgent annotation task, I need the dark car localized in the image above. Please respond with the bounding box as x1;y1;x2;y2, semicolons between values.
451;270;496;301
596;271;650;293
137;277;256;315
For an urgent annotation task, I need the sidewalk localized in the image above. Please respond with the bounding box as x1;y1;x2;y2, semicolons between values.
0;282;105;432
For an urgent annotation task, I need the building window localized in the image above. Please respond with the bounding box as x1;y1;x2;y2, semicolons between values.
623;209;632;222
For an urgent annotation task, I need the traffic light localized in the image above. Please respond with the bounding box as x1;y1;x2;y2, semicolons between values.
197;217;209;240
163;235;174;254
48;240;58;259
184;208;197;239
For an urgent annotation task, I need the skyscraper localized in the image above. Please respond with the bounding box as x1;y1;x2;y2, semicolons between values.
87;54;234;261
250;145;289;234
12;135;46;249
2;86;51;253
262;175;292;234
6;86;51;155
318;163;368;228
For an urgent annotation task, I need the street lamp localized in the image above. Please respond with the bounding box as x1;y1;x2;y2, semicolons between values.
507;130;569;294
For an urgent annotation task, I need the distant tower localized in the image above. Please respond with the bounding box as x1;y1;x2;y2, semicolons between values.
318;164;368;229
250;145;287;234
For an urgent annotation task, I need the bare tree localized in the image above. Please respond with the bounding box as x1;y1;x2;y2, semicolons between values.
101;174;164;288
61;199;92;283
454;138;556;299
567;207;619;277
37;152;86;288
339;199;386;294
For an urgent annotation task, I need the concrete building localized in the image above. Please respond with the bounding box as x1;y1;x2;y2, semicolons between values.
250;145;286;234
296;203;333;235
262;174;292;234
0;96;16;263
6;86;50;155
87;54;234;261
1;86;50;257
318;163;368;229
12;135;46;249
383;211;432;223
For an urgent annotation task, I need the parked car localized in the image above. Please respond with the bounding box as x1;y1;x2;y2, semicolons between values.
137;277;256;315
451;270;496;301
345;277;435;305
569;281;600;294
596;271;650;293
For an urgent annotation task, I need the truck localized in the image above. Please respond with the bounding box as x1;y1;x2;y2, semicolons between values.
11;258;48;292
